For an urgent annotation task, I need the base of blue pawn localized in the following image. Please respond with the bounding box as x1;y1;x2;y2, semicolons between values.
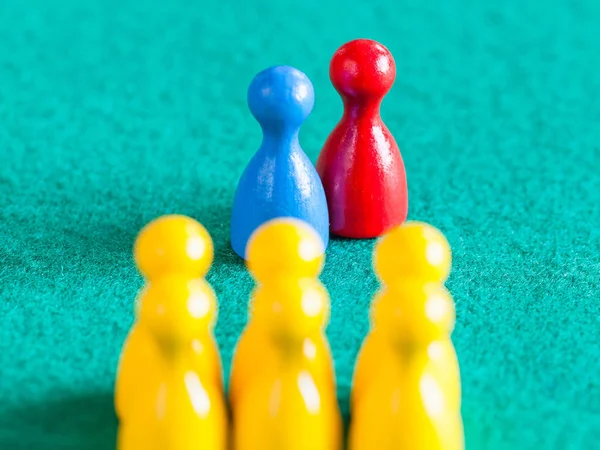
230;147;330;260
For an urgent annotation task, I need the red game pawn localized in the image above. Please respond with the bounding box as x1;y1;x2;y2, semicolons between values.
316;39;408;238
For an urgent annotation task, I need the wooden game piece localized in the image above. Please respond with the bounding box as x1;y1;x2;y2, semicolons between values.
348;222;463;450
245;217;326;282
316;39;408;238
229;218;336;409
114;215;223;420
133;214;215;279
373;222;451;283
117;274;228;450
229;279;335;407
352;222;454;407
114;323;159;420
230;66;330;259
232;267;341;450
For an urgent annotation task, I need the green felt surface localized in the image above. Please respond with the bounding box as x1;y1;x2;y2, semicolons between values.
1;0;599;449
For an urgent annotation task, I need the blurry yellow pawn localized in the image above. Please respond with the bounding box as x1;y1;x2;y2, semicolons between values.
115;215;227;449
115;215;223;420
229;218;335;408
349;222;463;450
232;218;341;450
117;275;227;450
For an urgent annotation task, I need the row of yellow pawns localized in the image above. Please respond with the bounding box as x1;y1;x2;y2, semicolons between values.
114;215;464;450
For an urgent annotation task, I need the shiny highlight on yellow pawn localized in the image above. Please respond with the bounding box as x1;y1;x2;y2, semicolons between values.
349;221;464;450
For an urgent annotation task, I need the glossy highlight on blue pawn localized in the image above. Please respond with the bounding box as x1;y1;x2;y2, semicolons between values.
230;66;330;259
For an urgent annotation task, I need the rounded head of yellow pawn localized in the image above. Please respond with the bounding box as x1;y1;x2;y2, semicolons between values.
374;222;451;284
372;284;455;342
134;215;214;280
253;278;329;341
246;218;325;282
139;274;217;345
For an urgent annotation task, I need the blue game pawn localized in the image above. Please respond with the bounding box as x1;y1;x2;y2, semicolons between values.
230;66;329;259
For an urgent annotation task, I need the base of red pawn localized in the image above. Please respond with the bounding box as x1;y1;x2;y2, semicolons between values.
329;215;408;239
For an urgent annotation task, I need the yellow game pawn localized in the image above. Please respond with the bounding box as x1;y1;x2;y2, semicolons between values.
351;222;458;408
114;215;222;420
348;222;464;450
117;274;228;450
232;274;341;450
229;218;335;407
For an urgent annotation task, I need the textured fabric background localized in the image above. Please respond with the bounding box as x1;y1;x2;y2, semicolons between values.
1;0;599;449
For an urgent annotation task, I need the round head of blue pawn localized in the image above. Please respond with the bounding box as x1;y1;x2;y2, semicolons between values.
247;66;315;132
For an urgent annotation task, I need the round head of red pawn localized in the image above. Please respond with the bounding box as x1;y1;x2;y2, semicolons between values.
329;39;396;101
